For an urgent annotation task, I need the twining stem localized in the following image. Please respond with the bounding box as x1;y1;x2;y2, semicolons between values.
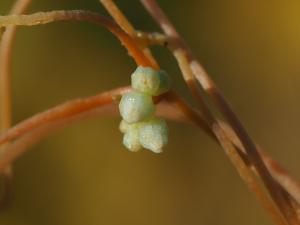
99;1;299;223
0;88;209;146
0;10;156;69
0;0;32;208
0;87;130;145
0;86;130;170
0;84;288;225
218;120;300;208
99;0;136;36
173;39;288;225
98;1;295;223
99;0;159;68
213;124;287;225
0;0;32;132
134;30;300;213
0;87;209;171
140;0;299;224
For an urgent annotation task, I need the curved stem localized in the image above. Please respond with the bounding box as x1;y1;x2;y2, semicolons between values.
0;10;157;69
140;0;299;224
135;29;300;214
99;0;159;68
0;0;32;209
0;88;209;170
0;87;130;145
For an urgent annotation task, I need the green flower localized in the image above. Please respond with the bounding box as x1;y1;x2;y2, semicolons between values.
131;66;171;96
119;91;155;123
139;118;168;153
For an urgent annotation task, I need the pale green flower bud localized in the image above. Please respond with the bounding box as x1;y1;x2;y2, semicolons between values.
131;66;171;96
119;91;155;123
139;118;168;153
119;119;130;133
123;126;142;152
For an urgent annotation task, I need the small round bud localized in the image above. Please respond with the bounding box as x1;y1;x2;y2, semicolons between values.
119;119;145;133
119;91;155;123
139;118;168;153
119;119;130;133
123;127;142;152
131;66;160;95
131;66;171;96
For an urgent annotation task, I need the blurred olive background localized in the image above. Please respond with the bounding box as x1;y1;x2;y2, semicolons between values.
1;0;300;224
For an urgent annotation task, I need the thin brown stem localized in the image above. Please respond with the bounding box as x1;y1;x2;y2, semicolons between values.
0;87;130;145
98;1;293;223
173;44;288;225
100;0;136;36
219;120;300;208
99;0;159;68
0;0;32;209
135;30;300;213
0;87;209;147
0;88;209;170
0;0;31;132
0;84;287;225
140;0;299;224
213;123;288;225
0;10;156;69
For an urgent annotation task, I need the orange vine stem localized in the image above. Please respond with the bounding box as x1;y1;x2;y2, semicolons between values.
0;10;157;69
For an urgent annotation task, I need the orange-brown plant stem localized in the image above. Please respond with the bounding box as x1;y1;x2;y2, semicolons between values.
0;88;209;170
0;87;130;145
0;88;209;146
173;45;288;225
0;0;31;132
219;120;300;208
0;86;288;225
136;31;300;213
0;0;32;209
213;123;287;225
99;0;159;69
140;0;299;224
100;0;136;36
99;2;295;223
0;10;157;69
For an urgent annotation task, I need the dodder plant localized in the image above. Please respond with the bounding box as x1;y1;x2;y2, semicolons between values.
0;0;300;224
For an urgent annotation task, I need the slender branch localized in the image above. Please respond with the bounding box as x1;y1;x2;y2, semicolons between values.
0;87;129;170
99;0;159;68
173;44;288;225
213;123;288;225
261;150;300;207
98;1;296;224
0;0;32;209
0;87;130;145
219;120;300;208
98;1;298;223
134;30;300;212
0;85;288;225
0;0;32;132
0;10;156;69
0;88;209;170
140;0;299;224
99;0;136;36
173;48;214;125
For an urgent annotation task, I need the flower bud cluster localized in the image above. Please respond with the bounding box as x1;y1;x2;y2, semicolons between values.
119;66;171;153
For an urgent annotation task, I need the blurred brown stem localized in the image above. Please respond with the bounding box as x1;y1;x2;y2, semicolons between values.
97;1;295;224
0;0;32;209
0;87;209;171
0;10;156;69
140;0;299;224
99;0;159;69
0;1;299;224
